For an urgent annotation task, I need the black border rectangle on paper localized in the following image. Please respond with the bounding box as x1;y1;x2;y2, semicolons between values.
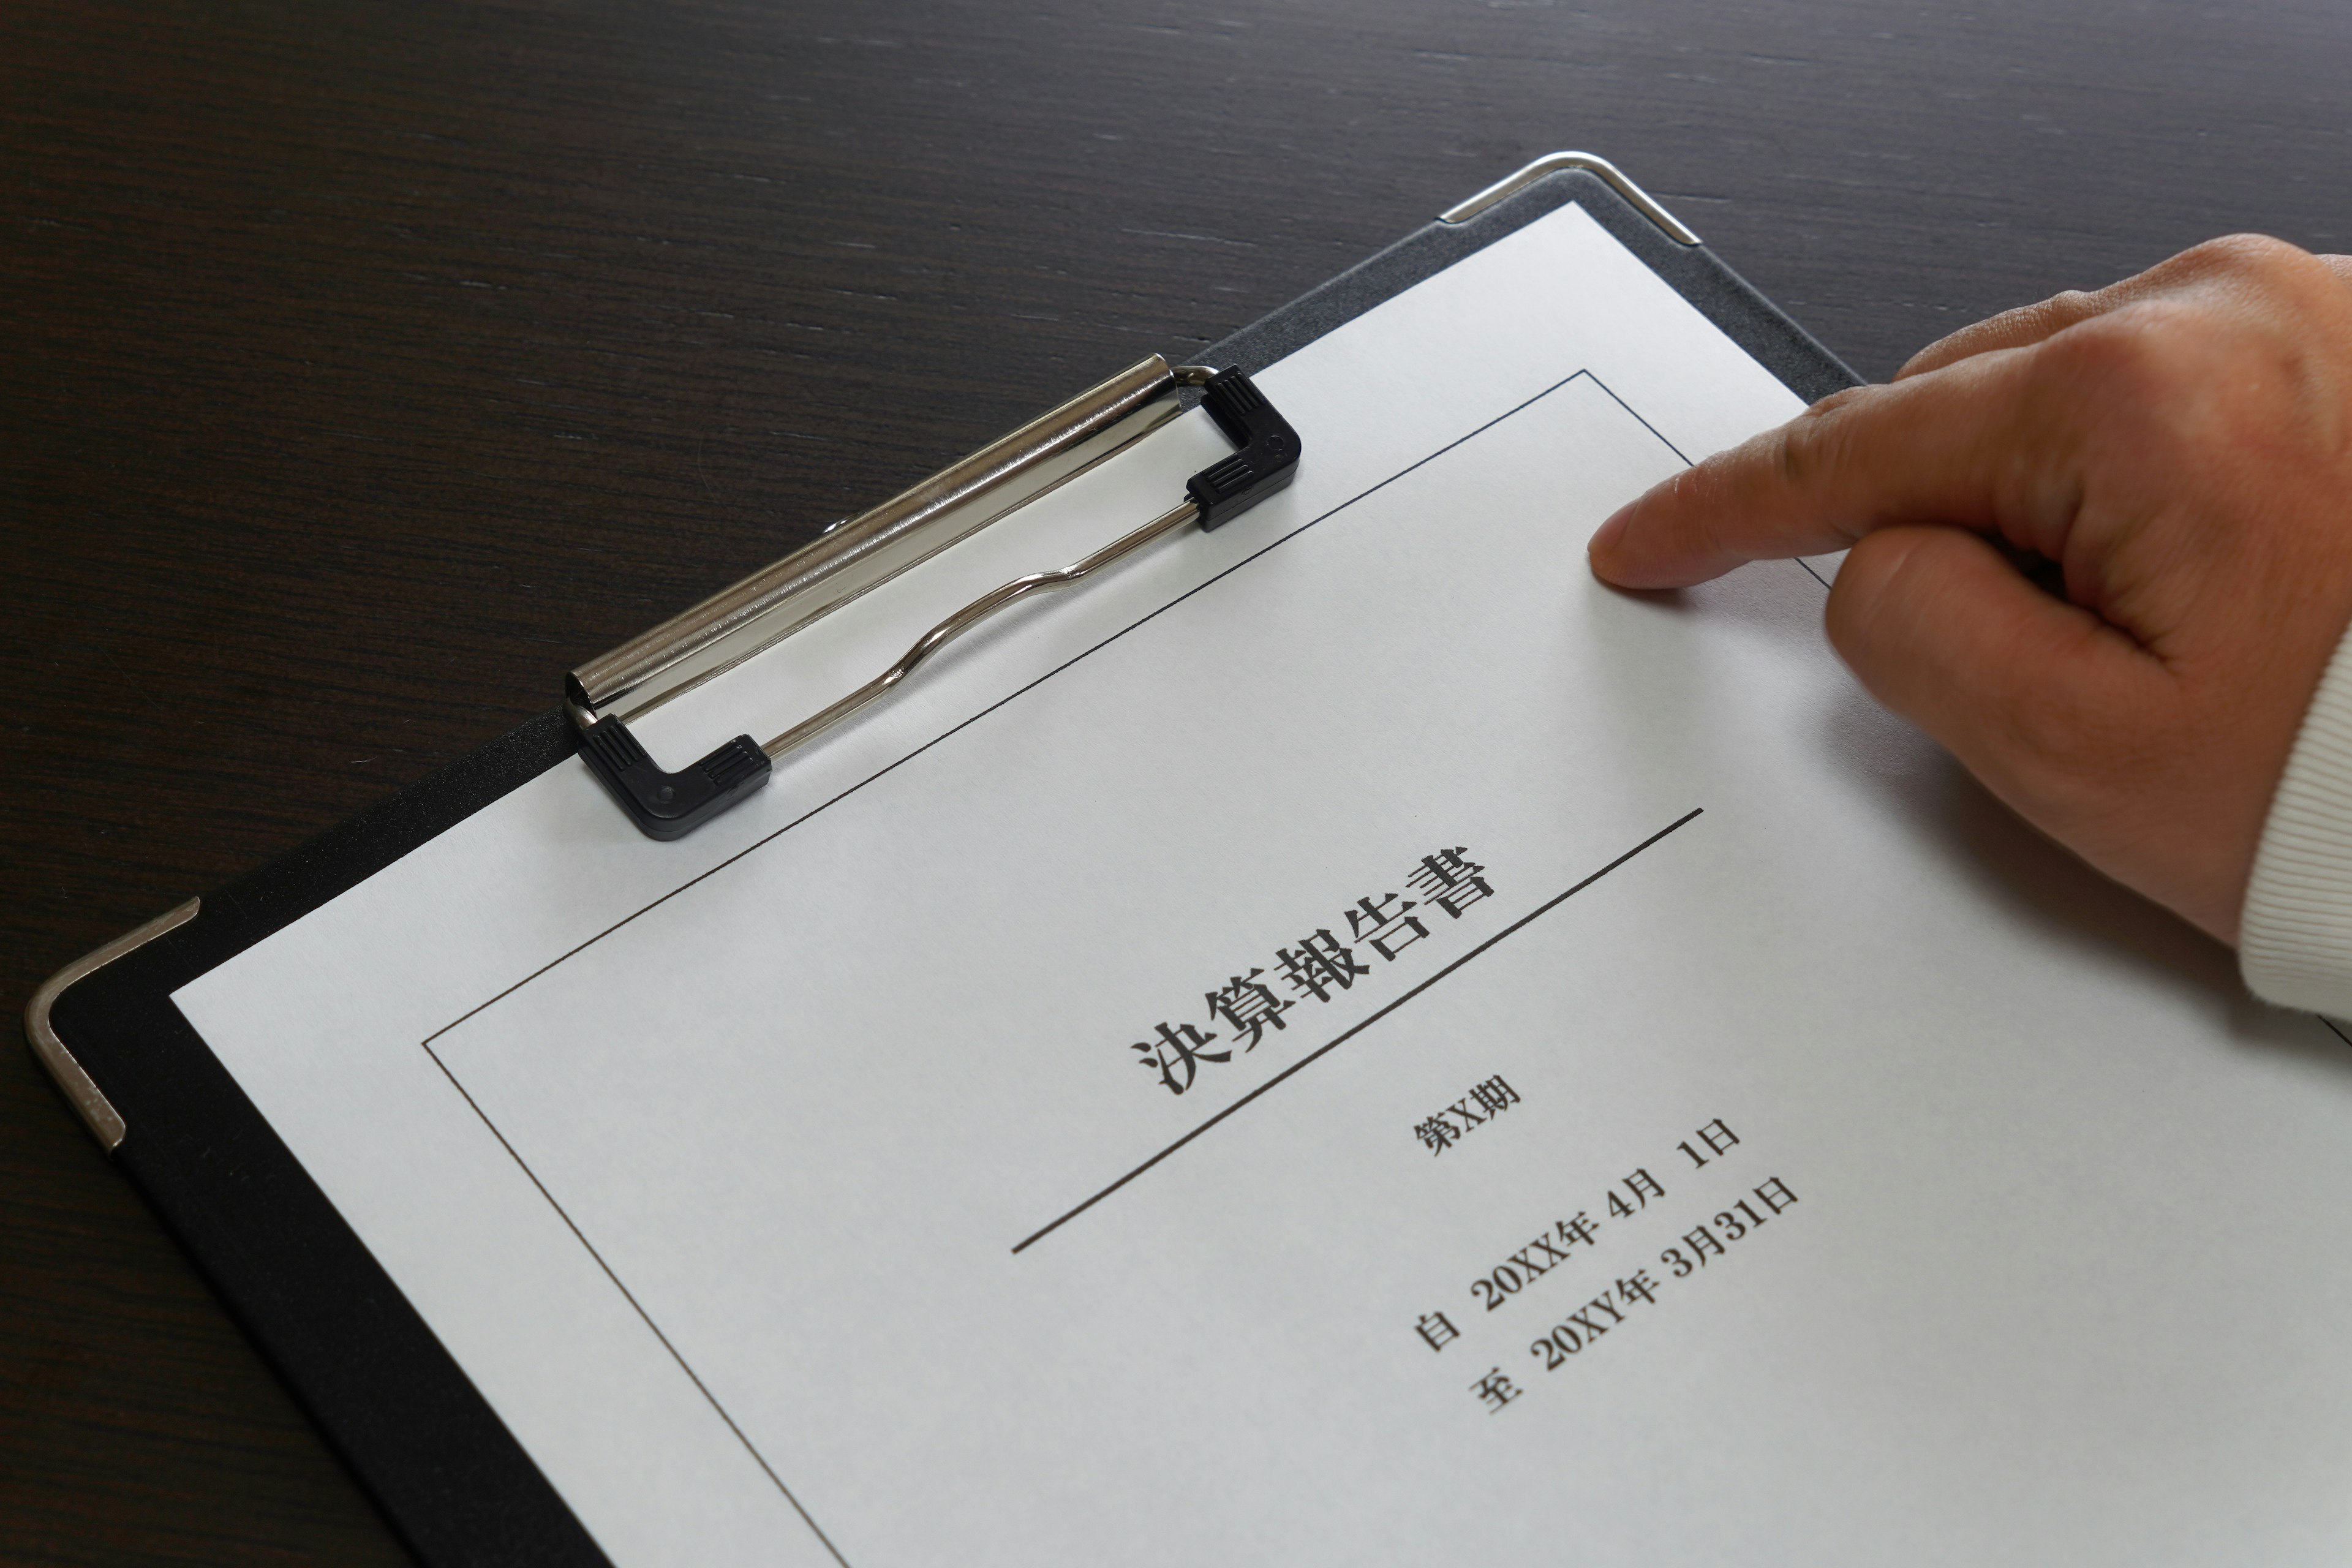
35;164;1860;1568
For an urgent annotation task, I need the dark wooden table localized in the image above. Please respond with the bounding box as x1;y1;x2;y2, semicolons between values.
6;1;2346;1561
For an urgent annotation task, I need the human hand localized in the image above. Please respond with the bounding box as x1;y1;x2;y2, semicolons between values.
1588;236;2352;944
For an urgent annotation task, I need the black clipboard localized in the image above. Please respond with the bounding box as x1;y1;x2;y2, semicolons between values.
26;154;1858;1568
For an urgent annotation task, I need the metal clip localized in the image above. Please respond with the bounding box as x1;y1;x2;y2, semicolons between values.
24;898;202;1152
570;363;1300;840
1439;151;1701;246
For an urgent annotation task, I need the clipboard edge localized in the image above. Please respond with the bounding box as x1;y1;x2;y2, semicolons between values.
23;896;200;1151
1202;161;1861;407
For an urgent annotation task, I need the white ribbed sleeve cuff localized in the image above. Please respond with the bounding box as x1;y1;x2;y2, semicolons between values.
2242;624;2352;1014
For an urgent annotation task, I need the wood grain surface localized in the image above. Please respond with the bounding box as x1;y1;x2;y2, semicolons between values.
5;1;2348;1561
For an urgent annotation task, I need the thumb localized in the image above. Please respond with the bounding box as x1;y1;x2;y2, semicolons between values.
1826;526;2164;810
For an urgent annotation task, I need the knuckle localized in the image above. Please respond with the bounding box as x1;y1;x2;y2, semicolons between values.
2035;272;2340;455
2033;303;2218;410
1775;419;1825;494
2175;231;2309;280
2139;234;2343;320
2035;289;2103;333
1806;385;1875;418
1776;387;1872;489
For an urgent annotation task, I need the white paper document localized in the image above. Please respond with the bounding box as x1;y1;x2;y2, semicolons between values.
176;203;2352;1566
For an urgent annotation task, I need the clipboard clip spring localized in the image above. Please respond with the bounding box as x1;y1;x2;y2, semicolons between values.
571;362;1299;840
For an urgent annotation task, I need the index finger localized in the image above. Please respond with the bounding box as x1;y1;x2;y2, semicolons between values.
1587;347;2062;590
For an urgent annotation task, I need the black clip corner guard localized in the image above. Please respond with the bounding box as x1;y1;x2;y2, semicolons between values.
1185;366;1300;528
571;364;1298;840
571;699;772;842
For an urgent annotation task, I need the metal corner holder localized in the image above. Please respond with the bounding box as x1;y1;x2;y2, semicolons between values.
25;897;202;1152
568;356;1300;840
1438;150;1701;246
